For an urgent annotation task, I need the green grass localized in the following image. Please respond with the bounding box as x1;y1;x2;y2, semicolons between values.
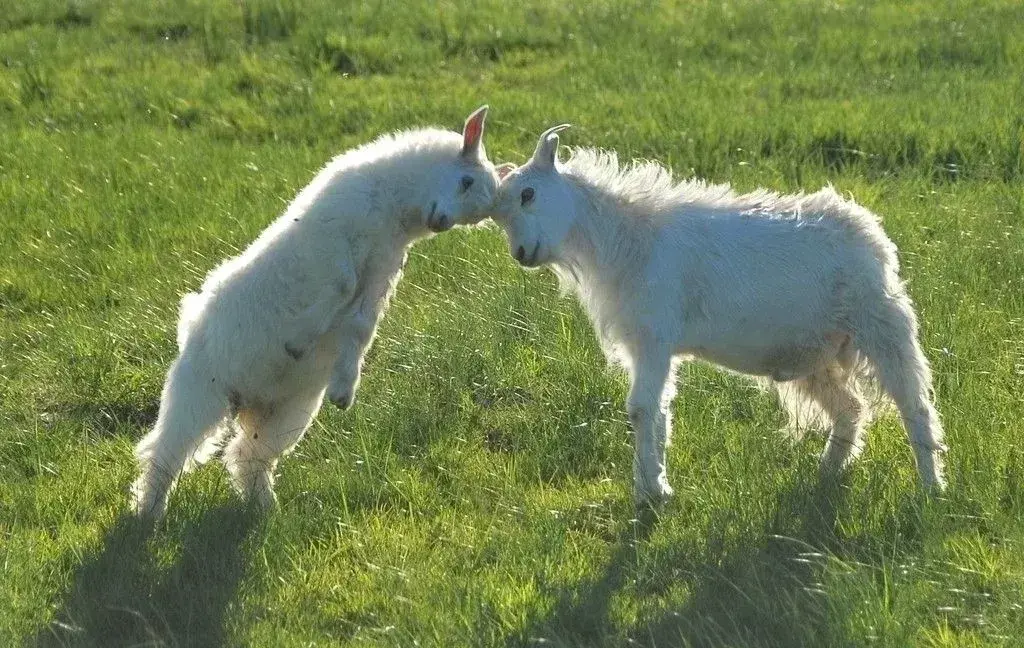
1;0;1023;645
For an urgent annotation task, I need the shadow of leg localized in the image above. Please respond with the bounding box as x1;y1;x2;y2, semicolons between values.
506;504;668;647
27;504;263;647
507;473;861;648
28;515;158;647
632;475;853;647
146;504;265;646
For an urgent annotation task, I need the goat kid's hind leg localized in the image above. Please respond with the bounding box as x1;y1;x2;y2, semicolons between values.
797;364;868;475
626;346;676;506
857;296;947;491
222;391;325;509
132;356;229;519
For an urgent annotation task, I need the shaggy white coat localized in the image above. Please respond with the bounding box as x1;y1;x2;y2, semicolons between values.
132;107;499;518
488;127;947;503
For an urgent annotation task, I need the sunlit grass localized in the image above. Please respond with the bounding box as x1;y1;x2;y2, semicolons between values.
1;1;1022;646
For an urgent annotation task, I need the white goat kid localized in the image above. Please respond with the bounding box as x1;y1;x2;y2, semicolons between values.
491;126;947;505
132;107;499;518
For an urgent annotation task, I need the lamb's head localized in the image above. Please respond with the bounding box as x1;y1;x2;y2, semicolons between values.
491;124;574;268
421;105;500;233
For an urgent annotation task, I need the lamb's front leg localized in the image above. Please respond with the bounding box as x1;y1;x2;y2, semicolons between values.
627;347;676;506
326;312;376;410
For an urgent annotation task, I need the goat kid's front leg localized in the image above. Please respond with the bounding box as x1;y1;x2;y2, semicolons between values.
326;312;376;410
283;255;357;361
627;347;675;507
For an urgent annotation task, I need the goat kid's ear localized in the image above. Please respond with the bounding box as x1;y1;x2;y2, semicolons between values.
461;105;488;158
532;123;571;170
496;162;517;180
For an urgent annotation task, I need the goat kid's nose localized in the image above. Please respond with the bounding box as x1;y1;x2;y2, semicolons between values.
426;205;453;232
516;245;526;263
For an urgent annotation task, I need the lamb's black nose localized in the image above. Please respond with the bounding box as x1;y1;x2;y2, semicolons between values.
516;245;526;263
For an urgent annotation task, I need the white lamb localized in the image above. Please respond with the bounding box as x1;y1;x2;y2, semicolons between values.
132;107;499;518
482;125;947;505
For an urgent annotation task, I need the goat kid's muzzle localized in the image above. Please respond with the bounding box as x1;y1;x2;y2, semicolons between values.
514;240;542;267
426;201;453;233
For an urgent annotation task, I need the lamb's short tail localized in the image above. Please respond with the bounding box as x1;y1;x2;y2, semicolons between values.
176;291;204;351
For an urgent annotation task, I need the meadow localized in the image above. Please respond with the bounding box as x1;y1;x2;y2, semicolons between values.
1;0;1023;645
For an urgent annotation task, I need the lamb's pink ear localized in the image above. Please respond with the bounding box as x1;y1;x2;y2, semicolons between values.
461;105;488;157
532;123;571;170
496;162;517;180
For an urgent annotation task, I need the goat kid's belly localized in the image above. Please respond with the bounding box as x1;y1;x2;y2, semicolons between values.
190;309;351;408
680;329;847;381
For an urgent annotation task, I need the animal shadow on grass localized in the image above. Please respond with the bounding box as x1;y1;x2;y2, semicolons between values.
505;506;664;647
27;504;263;648
511;473;931;647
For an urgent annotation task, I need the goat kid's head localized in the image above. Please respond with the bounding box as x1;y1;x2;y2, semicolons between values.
423;105;500;233
491;124;573;268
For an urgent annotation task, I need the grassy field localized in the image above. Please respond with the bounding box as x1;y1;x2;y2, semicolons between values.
1;0;1023;645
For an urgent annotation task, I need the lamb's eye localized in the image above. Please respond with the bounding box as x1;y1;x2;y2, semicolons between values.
461;175;474;192
521;187;535;205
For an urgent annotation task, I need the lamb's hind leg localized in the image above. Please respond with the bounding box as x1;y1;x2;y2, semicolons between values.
797;364;868;474
626;345;676;506
132;356;229;518
222;389;325;509
856;295;947;491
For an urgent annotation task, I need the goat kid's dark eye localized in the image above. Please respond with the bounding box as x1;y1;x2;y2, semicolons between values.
521;187;535;205
461;176;474;191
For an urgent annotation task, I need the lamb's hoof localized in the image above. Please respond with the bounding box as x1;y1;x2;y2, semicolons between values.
132;495;168;521
817;457;853;485
923;474;947;496
914;448;947;496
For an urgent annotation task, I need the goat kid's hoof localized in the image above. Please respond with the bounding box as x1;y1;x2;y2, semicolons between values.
253;487;278;511
131;495;168;521
634;481;674;509
130;478;169;521
817;458;853;484
923;475;948;496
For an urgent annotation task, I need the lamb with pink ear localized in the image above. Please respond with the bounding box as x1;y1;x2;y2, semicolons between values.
489;125;946;506
132;107;499;519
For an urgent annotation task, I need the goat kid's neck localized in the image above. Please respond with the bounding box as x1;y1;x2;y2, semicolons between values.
555;193;648;297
